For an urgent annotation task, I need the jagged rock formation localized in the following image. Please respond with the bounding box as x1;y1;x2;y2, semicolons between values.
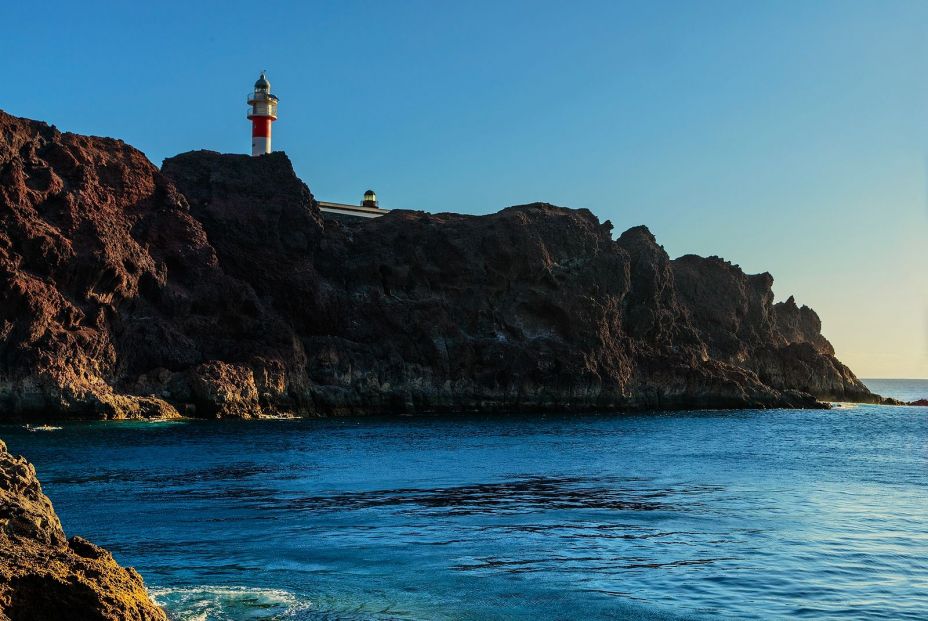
0;111;293;418
0;110;884;419
0;439;165;620
671;255;876;402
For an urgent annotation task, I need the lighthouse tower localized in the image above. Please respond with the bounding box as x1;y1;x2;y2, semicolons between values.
247;72;278;156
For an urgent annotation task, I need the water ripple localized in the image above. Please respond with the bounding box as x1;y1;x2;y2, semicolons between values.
5;399;928;620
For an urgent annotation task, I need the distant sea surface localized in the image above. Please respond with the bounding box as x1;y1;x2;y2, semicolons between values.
862;378;928;402
4;385;928;620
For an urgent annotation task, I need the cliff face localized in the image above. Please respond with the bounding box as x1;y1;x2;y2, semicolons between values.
0;112;300;418
0;439;165;620
671;255;876;402
0;110;882;419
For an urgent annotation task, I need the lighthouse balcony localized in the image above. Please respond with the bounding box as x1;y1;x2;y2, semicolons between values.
248;102;278;118
247;93;279;104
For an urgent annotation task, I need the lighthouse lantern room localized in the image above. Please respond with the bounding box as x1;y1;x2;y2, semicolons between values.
247;72;278;156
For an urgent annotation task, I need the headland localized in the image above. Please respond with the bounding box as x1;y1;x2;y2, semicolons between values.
0;110;889;421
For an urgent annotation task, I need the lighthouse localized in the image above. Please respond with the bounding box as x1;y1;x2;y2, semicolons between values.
247;72;278;156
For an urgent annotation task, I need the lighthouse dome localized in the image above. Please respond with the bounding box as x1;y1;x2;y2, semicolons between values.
255;73;270;91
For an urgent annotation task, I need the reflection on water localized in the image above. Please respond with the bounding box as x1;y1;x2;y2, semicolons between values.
4;400;928;620
271;476;720;515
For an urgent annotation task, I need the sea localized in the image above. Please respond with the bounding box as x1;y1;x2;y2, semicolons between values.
2;378;926;620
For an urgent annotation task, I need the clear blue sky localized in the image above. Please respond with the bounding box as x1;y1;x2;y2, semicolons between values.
2;0;926;378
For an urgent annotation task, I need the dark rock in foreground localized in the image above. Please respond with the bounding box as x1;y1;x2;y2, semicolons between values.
0;110;886;419
0;439;165;620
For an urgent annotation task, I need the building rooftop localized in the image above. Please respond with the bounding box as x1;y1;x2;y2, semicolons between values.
317;201;389;220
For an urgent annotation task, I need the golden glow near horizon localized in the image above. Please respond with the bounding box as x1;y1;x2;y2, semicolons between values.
656;174;928;381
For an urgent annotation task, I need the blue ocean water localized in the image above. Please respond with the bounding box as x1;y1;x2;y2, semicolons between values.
862;378;928;403
2;381;927;620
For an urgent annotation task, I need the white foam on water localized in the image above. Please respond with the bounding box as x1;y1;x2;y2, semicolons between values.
23;424;62;431
149;585;311;621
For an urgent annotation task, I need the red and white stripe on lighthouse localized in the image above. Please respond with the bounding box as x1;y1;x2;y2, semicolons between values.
247;72;278;156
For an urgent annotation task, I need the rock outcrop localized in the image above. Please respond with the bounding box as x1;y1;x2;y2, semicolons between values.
0;110;885;419
0;439;165;620
671;255;878;403
0;112;293;419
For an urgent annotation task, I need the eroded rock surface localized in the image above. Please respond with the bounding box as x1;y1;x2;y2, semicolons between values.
671;255;878;403
0;110;885;418
0;439;165;620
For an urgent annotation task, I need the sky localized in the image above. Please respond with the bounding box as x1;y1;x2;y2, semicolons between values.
1;0;926;378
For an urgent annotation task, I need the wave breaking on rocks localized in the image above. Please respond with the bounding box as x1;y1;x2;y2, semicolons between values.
0;439;165;620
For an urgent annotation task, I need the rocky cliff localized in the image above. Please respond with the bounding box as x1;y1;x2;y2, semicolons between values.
0;110;883;419
0;439;165;620
671;255;876;402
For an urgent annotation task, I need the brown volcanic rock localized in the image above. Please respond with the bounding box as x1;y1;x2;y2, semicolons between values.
307;205;637;412
670;255;778;362
0;109;882;417
159;150;324;334
671;255;878;403
0;439;166;620
0;111;295;419
773;295;835;354
164;152;819;411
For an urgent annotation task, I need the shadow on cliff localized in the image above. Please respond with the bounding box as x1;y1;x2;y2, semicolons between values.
0;110;887;420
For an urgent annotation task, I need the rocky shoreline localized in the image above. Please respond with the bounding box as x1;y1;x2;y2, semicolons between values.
0;439;165;620
0;110;891;420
